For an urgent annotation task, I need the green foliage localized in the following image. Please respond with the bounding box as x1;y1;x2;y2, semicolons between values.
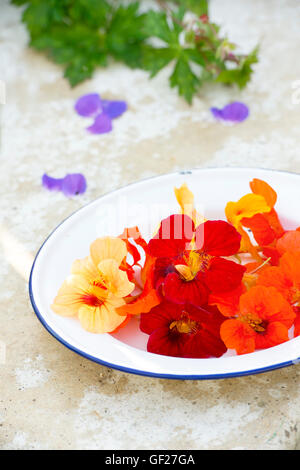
10;0;258;102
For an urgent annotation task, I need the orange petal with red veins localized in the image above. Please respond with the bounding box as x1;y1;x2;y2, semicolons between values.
220;319;255;355
254;322;289;350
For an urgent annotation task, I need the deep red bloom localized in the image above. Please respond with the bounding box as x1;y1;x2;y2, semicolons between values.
148;216;245;307
140;301;227;358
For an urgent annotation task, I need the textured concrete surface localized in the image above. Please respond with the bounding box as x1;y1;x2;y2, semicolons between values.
0;0;300;450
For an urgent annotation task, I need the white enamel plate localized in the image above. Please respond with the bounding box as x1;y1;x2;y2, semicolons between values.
29;168;300;379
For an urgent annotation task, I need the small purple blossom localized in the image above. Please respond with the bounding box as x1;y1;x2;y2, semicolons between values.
74;93;127;134
42;173;87;197
211;102;249;123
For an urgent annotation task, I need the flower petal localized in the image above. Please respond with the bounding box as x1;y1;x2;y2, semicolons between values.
140;301;182;334
101;100;127;119
220;319;255;355
276;231;300;255
90;237;127;267
148;214;195;258
147;326;187;357
75;93;102;117
61;173;87;196
163;271;209;306
211;102;249;122
97;259;135;298
254;322;289;350
42;174;64;191
205;257;246;293
78;296;125;333
87;112;112;134
195;220;242;255
183;328;227;358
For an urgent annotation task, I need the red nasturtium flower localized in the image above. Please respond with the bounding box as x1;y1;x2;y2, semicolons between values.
147;215;245;307
140;301;227;358
220;286;295;355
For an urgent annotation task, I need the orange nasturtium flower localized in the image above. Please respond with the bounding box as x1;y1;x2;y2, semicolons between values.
51;237;135;333
248;178;285;239
219;285;295;355
257;251;300;307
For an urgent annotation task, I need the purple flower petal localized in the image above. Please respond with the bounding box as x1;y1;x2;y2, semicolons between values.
210;107;224;120
87;112;113;134
42;174;64;191
74;93;102;117
61;174;87;197
42;173;87;197
101;100;127;119
211;102;249;123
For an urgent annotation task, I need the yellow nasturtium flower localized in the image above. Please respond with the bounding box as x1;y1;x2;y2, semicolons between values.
51;237;134;334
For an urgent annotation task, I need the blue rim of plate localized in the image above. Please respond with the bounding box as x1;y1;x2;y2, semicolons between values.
29;167;300;380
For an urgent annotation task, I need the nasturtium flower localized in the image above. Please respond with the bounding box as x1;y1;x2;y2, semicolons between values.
241;179;285;245
148;215;245;307
42;173;87;197
140;301;227;358
51;237;135;333
257;251;300;307
74;93;127;134
211;102;249;123
220;286;295;355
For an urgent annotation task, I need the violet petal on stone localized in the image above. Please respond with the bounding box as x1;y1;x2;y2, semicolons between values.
42;174;64;191
211;102;249;122
74;93;102;117
101;100;127;119
86;112;113;134
61;173;87;197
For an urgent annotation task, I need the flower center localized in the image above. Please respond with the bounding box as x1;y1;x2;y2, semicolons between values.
241;314;267;333
292;288;300;305
81;293;104;307
169;313;199;334
175;251;212;281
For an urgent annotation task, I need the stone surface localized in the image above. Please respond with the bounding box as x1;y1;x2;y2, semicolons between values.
0;0;299;450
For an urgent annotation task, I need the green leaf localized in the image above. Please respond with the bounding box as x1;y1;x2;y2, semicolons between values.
170;55;200;103
142;47;175;77
143;10;179;45
22;0;68;37
106;2;147;66
69;0;110;29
